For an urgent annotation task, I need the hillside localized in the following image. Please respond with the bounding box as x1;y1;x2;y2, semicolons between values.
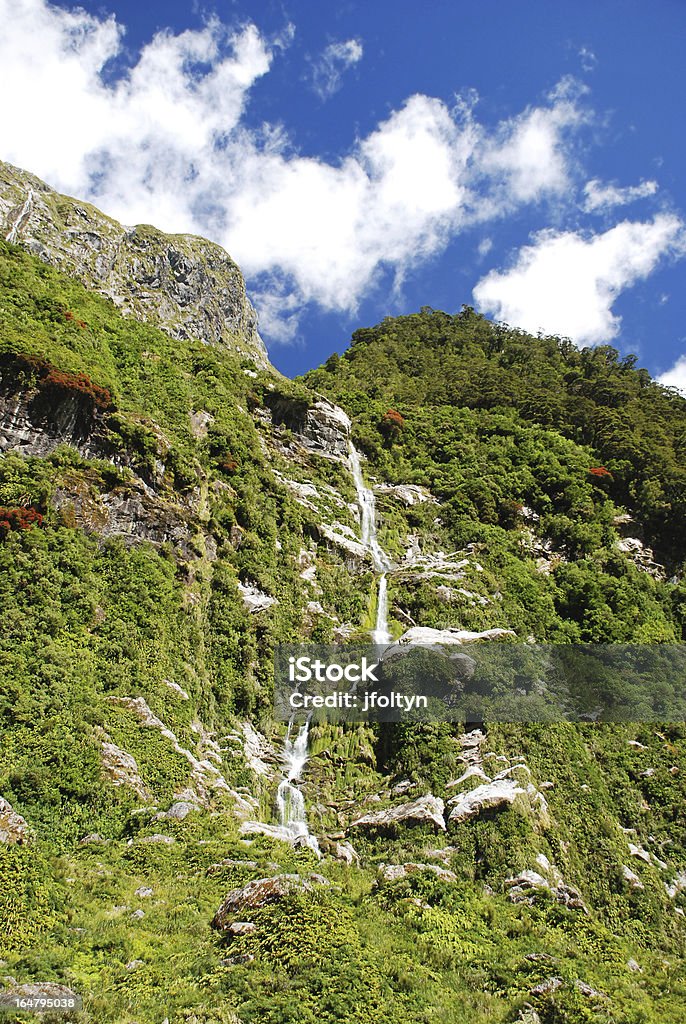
0;167;684;1024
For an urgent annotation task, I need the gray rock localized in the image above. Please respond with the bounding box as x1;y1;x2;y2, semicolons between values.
350;795;446;833
212;874;328;930
447;781;525;823
228;921;256;936
0;160;268;367
379;862;457;882
134;887;154;898
0;797;30;844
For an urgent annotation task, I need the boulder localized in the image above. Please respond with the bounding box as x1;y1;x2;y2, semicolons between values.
350;795;446;833
212;874;326;930
447;781;524;823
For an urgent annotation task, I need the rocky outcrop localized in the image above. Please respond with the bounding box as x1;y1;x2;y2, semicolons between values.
212;873;328;930
375;483;438;506
0;160;268;366
0;796;30;844
298;400;351;460
504;869;587;912
350;794;446;833
96;729;151;802
447;780;525;823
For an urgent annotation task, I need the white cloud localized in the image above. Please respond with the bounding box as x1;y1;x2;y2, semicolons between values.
478;80;587;209
310;38;363;100
0;0;669;346
583;178;658;212
473;215;685;345
657;356;686;392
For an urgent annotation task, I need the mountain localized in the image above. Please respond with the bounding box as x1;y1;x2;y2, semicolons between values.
0;164;684;1024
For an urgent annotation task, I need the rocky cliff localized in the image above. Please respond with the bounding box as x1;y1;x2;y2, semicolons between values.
0;160;268;367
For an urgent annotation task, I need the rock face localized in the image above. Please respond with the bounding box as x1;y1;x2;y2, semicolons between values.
299;400;351;460
0;160;268;367
0;796;30;843
350;795;446;833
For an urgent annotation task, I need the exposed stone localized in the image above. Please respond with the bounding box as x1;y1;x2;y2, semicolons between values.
375;483;437;506
666;871;686;899
130;909;145;920
0;160;268;366
165;680;190;700
212;874;327;930
153;801;201;821
393;626;515;646
228;921;256;936
350;795;446;833
622;865;644;890
297;399;351;460
627;958;642;973
238;581;278;614
78;833;107;846
531;977;563;996
96;729;151;802
379;862;457;882
505;870;587;912
447;781;525;824
333;840;359;865
0;797;29;844
628;842;651;863
134;887;154;898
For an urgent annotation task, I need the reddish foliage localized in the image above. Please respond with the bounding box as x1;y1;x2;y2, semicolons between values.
1;352;113;410
0;506;43;537
64;310;87;329
220;455;239;473
589;466;614;480
42;367;112;409
380;408;405;439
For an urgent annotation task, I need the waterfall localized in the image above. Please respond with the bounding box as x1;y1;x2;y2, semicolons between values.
275;716;320;856
5;189;34;244
349;442;393;644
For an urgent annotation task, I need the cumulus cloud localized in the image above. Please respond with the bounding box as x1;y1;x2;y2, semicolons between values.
0;0;669;345
583;178;658;213
473;215;685;345
310;38;363;99
657;356;686;393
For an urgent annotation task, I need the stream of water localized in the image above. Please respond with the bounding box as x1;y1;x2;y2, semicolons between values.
271;441;394;853
348;442;393;644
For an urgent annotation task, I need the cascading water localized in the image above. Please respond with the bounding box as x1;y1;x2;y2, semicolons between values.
348;442;394;644
264;439;394;857
275;716;320;856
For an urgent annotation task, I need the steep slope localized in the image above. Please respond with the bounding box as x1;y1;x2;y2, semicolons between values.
0;161;268;367
0;199;684;1024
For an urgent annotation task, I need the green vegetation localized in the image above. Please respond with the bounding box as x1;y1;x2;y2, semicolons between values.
0;242;684;1023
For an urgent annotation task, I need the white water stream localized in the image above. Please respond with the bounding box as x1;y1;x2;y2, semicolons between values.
275;715;320;856
269;440;395;854
348;442;394;644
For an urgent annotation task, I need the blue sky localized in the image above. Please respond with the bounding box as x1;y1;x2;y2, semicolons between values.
1;0;685;384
